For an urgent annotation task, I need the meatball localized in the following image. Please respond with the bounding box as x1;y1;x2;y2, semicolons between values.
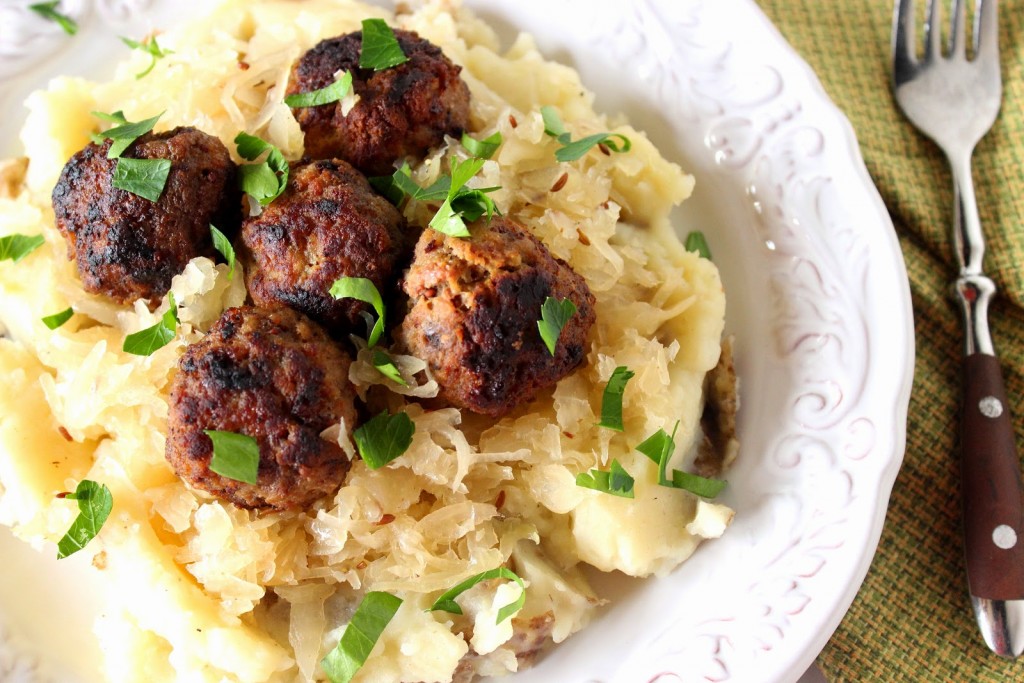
241;158;412;338
166;306;357;510
286;29;471;176
52;127;239;305
396;217;596;417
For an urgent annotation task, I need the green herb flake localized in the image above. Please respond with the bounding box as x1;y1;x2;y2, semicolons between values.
112;158;171;202
369;163;450;205
0;234;45;263
121;35;173;79
575;459;635;499
353;410;415;470
555;132;631;162
428;157;499;238
41;307;74;330
537;296;577;356
637;421;726;497
122;291;178;356
685;230;712;259
205;430;260;485
461;131;502;160
671;470;727;498
235;132;289;206
56;480;113;559
429;567;527;624
540;105;631;162
636;422;679;486
321;591;403;683
210;224;236;280
29;2;77;35
372;349;408;387
330;277;385;347
597;366;634;431
91;111;163;158
359;18;409;71
285;71;353;107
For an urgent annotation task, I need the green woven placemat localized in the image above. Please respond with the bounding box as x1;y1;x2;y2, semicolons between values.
754;0;1024;680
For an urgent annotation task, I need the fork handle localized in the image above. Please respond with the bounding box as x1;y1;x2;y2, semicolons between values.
961;347;1024;600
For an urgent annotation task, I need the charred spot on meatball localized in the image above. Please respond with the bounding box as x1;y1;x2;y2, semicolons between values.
51;126;240;305
396;217;596;418
240;158;414;339
286;29;471;176
166;306;357;510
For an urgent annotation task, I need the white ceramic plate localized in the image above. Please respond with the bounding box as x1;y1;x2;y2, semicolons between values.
0;1;914;682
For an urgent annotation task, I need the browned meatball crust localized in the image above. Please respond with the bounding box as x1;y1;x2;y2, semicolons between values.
241;158;413;338
52;127;239;305
287;29;471;176
166;306;357;510
397;218;596;418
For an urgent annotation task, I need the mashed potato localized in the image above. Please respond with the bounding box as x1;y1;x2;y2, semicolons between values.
0;1;733;681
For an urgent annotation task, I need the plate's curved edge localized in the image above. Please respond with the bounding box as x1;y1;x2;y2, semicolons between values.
710;1;915;679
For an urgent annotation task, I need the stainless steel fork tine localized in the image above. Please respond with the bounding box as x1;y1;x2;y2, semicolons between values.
894;0;917;72
976;0;1000;61
951;0;969;58
925;0;943;59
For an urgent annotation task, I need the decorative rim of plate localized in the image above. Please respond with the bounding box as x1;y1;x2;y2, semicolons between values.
0;1;913;682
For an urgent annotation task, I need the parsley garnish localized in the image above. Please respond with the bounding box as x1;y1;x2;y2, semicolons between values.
112;158;171;202
575;459;635;498
537;296;577;356
235;132;289;206
329;277;386;347
540;105;631;162
56;480;113;559
121;35;173;79
321;591;403;683
210;224;236;280
637;421;726;497
353;410;415;469
285;71;353;107
429;158;499;237
685;230;712;259
122;291;178;355
0;234;45;263
41;307;74;330
370;160;498;237
371;349;408;387
204;430;260;485
91;110;163;158
461;131;502;160
429;567;527;624
597;366;634;431
29;2;77;35
359;19;409;71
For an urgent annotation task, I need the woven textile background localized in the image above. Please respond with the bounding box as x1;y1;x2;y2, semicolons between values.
754;1;1024;680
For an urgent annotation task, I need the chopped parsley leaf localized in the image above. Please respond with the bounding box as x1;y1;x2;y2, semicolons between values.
205;430;260;485
359;18;409;71
321;591;403;683
235;132;289;206
122;291;178;355
41;307;74;330
429;567;527;624
461;131;502;159
56;480;112;559
121;35;173;79
285;71;353;108
685;230;712;259
112;158;171;202
597;366;634;431
0;234;45;263
540;105;631;162
210;224;236;280
371;349;409;387
537;296;577;356
329;277;386;347
575;459;635;498
29;2;77;35
353;410;415;470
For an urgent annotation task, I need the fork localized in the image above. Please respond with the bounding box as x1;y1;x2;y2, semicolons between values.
892;0;1024;658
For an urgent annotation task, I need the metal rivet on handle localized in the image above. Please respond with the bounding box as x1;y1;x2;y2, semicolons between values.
993;525;1018;550
978;396;1004;418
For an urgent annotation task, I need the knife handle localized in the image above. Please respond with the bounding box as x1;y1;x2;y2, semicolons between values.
962;353;1024;600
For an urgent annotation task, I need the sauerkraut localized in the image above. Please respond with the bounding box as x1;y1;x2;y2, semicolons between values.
0;1;734;681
